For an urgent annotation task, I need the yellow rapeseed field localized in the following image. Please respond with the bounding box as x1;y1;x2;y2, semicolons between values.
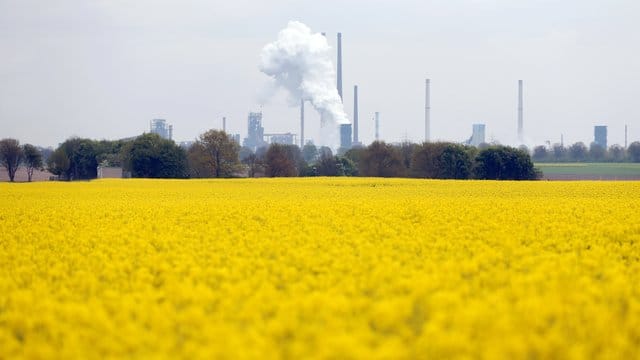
1;178;639;359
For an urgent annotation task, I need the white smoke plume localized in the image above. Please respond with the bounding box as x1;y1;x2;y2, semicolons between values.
259;21;349;146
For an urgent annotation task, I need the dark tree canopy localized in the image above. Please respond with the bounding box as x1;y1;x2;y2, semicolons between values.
589;143;606;162
46;138;98;180
628;142;640;162
551;144;567;162
568;142;588;162
411;142;472;179
358;141;405;177
0;138;23;182
265;143;301;177
315;151;338;176
532;145;548;162
474;146;538;180
608;145;625;162
122;133;187;178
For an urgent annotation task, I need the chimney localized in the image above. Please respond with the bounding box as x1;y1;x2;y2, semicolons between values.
223;117;226;133
425;78;431;142
300;99;305;147
337;33;343;102
353;85;359;143
518;80;523;143
625;124;628;149
375;112;380;141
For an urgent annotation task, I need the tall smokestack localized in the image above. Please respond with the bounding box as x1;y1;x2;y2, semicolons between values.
425;78;431;142
223;117;226;133
375;112;380;141
300;99;305;147
625;124;628;149
518;80;523;143
353;85;359;143
337;33;343;102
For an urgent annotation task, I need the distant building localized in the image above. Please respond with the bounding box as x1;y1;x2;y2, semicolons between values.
97;166;124;179
178;141;195;149
231;134;241;145
150;119;173;140
594;125;607;148
340;124;352;149
266;133;296;145
243;112;267;150
466;124;486;147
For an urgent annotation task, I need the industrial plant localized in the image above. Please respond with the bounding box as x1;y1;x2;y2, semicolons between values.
146;31;625;155
150;119;173;141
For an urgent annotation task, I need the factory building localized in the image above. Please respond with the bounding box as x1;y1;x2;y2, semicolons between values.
266;133;296;145
467;124;486;147
243;112;267;150
594;126;607;149
150;119;173;140
340;124;352;149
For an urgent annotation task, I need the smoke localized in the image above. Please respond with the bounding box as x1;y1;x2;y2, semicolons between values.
259;21;349;146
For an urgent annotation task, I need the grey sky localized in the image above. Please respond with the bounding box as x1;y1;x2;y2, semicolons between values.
1;0;638;148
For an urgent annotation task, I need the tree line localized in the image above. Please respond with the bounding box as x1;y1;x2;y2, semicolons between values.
2;132;543;181
532;142;640;163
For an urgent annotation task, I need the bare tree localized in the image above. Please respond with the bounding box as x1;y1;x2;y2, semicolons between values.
22;144;43;182
0;138;24;182
198;130;240;177
265;144;298;177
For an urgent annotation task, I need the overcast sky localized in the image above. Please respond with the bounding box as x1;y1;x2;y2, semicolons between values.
1;0;638;148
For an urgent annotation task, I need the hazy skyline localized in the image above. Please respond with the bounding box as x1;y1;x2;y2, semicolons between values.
1;0;638;148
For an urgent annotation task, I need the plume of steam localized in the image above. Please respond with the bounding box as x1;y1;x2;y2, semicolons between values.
259;21;349;143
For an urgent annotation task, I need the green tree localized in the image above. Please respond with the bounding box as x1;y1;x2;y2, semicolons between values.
47;138;99;180
411;142;472;179
474;146;538;180
411;142;447;178
94;139;130;167
302;143;318;163
397;141;419;173
122;133;187;178
608;145;625;162
628;142;640;162
551;143;567;162
22;144;43;182
589;143;606;162
438;144;473;179
532;146;549;162
47;147;70;178
316;150;338;176
336;156;358;176
197;130;240;178
343;147;365;173
0;138;23;182
359;141;405;177
568;142;588;162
